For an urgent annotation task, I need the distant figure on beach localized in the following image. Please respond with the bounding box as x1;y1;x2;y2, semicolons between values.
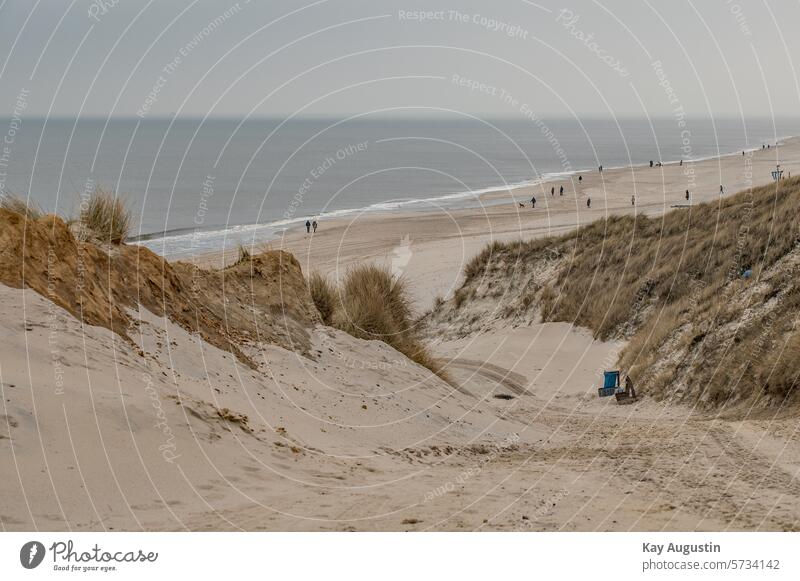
587;197;591;208
762;144;765;150
743;151;745;156
679;159;683;166
559;185;564;196
578;175;582;182
599;165;603;173
305;220;311;233
650;160;653;168
531;196;536;208
312;220;318;233
631;194;635;206
768;144;771;149
720;185;724;194
685;189;690;201
551;186;555;196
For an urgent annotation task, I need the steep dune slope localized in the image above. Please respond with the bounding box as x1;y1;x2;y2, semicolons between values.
0;286;530;530
0;209;316;365
425;177;800;411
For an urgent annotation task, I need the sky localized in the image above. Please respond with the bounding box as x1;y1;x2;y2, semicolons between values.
0;0;798;120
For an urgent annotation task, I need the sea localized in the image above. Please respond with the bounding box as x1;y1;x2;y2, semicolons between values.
1;116;797;257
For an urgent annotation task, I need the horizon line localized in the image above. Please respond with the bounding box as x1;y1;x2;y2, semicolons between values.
1;113;798;122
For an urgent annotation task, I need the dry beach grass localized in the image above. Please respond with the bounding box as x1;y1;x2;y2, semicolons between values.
428;176;800;410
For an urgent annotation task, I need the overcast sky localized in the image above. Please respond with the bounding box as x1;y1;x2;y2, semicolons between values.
1;0;798;119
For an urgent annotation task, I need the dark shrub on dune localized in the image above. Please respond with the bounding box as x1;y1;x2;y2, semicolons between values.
307;271;338;325
309;264;447;381
80;188;131;244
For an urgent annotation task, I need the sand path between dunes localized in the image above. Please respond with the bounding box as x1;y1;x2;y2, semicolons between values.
3;282;800;530
181;324;800;531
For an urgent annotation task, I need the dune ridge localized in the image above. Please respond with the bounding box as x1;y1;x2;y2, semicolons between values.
0;208;317;367
425;177;800;412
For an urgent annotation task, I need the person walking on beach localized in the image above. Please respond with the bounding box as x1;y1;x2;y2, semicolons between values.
720;185;724;194
531;196;536;209
631;194;635;206
578;175;582;182
305;220;311;233
685;189;690;201
312;220;318;233
586;197;591;208
551;186;555;196
559;185;564;196
650;160;653;168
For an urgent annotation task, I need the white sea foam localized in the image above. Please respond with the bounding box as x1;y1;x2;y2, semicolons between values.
134;177;542;257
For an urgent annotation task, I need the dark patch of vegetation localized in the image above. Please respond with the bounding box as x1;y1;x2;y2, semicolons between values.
308;264;448;381
80;188;132;244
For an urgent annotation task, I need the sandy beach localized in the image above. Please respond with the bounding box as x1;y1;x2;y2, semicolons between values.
252;139;797;308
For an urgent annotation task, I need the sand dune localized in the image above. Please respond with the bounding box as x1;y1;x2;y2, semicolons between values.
4;286;799;531
2;140;800;531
